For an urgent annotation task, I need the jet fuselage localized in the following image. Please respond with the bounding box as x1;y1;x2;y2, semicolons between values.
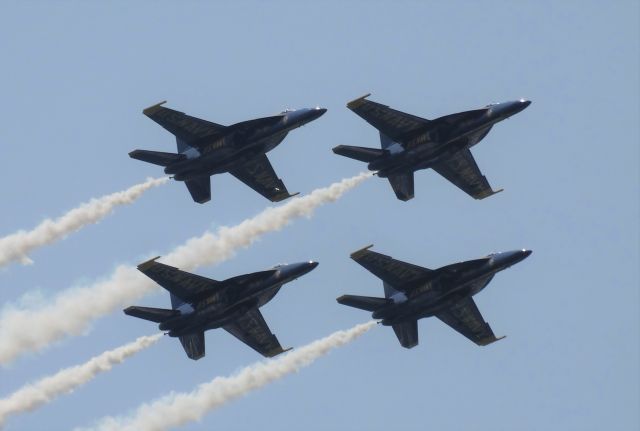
159;261;318;337
372;250;531;325
370;100;531;178
164;108;326;182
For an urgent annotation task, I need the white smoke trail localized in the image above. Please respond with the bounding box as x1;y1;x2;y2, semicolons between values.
0;334;161;427
0;173;371;365
0;177;168;268
79;322;375;431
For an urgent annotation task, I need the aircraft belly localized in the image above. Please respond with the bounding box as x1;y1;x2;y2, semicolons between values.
376;144;447;176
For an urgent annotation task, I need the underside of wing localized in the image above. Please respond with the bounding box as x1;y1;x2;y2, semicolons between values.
185;177;211;204
137;258;221;304
387;172;415;201
143;102;227;148
392;320;419;348
350;245;433;291
432;148;502;199
229;154;294;202
347;94;430;142
435;297;504;346
223;308;289;357
179;331;205;360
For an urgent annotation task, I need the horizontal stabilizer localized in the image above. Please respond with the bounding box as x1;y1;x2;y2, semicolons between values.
179;331;205;360
333;145;386;163
392;320;418;349
185;177;211;204
129;149;185;167
336;294;390;312
388;172;414;201
123;305;179;323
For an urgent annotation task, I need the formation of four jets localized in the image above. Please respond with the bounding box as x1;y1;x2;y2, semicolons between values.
126;94;532;360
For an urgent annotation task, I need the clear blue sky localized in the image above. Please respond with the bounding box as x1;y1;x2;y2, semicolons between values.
1;2;638;430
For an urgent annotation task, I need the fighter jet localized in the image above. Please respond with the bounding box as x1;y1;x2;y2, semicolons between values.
333;94;531;201
337;245;531;348
124;258;319;360
130;102;327;204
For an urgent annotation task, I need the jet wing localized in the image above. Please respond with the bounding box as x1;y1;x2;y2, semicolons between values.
179;331;206;360
437;258;491;277
350;245;433;291
431;148;502;200
137;258;222;304
229;115;284;134
223;308;290;358
435;297;504;346
392;320;419;349
185;177;211;204
222;269;277;287
229;154;295;202
347;94;431;142
143;102;227;148
387;172;415;201
430;109;488;129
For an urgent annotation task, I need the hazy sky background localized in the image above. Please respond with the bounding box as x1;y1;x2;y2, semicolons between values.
1;2;638;430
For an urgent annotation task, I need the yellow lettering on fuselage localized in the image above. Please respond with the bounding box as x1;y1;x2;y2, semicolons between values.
203;138;225;153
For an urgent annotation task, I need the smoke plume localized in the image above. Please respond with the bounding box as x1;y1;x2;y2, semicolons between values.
0;177;168;268
79;322;375;431
0;334;161;427
0;173;370;365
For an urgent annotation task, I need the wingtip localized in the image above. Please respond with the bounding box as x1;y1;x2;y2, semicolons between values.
350;244;374;259
143;101;167;116
271;192;297;202
480;335;506;346
137;256;161;271
477;188;504;200
346;93;371;109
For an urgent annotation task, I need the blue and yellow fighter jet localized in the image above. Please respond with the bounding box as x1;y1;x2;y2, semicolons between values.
125;258;318;360
338;245;531;348
131;102;326;203
333;94;530;201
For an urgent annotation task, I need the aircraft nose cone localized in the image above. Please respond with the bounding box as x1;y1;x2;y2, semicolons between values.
511;249;532;265
518;99;532;111
311;107;327;120
511;99;531;115
490;99;531;119
292;261;319;277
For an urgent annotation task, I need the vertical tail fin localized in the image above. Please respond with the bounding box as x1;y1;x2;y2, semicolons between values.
383;281;404;299
379;132;395;149
170;293;189;310
176;138;191;153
